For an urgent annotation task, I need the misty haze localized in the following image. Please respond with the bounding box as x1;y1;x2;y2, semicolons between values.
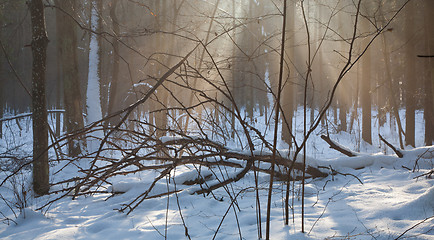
0;0;433;239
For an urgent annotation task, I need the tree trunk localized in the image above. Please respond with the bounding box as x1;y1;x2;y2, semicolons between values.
361;57;372;144
96;0;107;119
154;0;169;141
230;0;237;139
424;0;434;146
361;18;372;145
0;11;3;139
55;0;85;156
281;0;295;146
382;31;404;149
86;0;104;150
105;0;120;129
337;7;348;133
349;58;360;134
428;64;434;145
55;26;62;138
29;0;49;195
0;60;2;138
404;2;416;147
0;8;2;139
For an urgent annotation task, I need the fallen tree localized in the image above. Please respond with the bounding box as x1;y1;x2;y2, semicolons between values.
36;135;327;214
28;132;434;215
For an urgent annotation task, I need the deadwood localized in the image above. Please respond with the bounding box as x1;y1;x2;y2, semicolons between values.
322;134;405;159
320;135;358;157
37;135;327;213
379;134;404;158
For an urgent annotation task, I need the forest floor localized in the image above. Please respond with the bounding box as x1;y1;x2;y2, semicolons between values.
0;109;433;239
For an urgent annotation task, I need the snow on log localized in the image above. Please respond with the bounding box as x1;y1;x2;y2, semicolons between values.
319;135;434;171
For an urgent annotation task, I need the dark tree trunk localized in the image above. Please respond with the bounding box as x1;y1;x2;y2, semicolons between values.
55;0;85;157
361;46;372;144
154;0;169;140
423;65;433;145
0;54;2;140
0;10;3;139
29;0;49;195
337;6;348;133
423;0;434;146
106;0;120;128
0;76;2;139
381;26;404;149
282;0;295;146
404;2;416;147
361;17;372;145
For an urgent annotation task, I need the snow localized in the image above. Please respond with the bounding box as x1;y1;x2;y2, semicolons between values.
0;109;433;239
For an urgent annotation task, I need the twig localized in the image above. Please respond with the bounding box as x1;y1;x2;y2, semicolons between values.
413;149;430;172
394;215;434;239
146;216;165;238
0;39;32;97
266;0;287;238
164;176;170;240
319;166;364;185
413;169;433;179
172;175;191;240
212;188;250;240
75;44;199;198
308;198;331;235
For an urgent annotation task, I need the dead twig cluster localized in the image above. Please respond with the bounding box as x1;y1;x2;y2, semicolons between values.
38;132;327;214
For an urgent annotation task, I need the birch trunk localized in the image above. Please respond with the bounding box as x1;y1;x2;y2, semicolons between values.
86;1;103;150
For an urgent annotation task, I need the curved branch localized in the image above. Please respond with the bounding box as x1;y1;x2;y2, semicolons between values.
321;135;357;157
379;134;403;158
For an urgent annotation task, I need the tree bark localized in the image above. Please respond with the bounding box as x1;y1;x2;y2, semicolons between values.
361;18;372;144
86;0;104;150
382;30;404;149
282;0;295;146
0;13;3;139
96;0;106;119
0;76;2;138
404;2;416;147
105;0;120;129
337;6;348;132
29;0;49;195
0;9;4;139
338;100;347;132
423;0;434;146
55;0;85;157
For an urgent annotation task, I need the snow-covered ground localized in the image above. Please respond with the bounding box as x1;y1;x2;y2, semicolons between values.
0;109;433;239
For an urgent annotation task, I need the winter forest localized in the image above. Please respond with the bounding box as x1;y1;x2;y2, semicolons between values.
0;0;433;239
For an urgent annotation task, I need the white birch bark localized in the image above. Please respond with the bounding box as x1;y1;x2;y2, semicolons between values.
86;1;103;151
